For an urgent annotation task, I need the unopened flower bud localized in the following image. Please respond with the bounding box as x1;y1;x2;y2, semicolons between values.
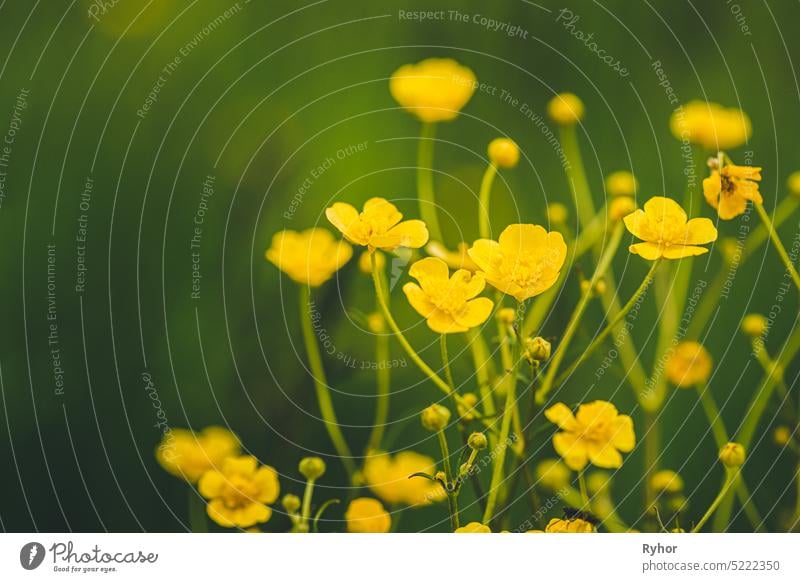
609;196;636;220
524;336;551;363
605;171;638;197
488;137;520;169
650;470;684;495
547;92;584;125
719;442;746;468
421;403;451;432
468;432;488;450
741;314;767;338
366;312;385;333
773;425;792;446
457;392;479;421
547;202;569;225
299;456;326;480
282;493;301;513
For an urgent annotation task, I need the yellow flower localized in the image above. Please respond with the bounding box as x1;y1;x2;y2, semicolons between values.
265;228;352;286
402;257;493;333
198;455;280;528
543;517;595;533
670;101;751;150
650;470;684;494
623;196;717;260
741;314;767;338
362;451;445;506
468;224;567;301
545;401;636;471
719;442;746;468
787;171;800;198
547;202;569;225
703;163;763;220
547;92;584;125
389;58;476;123
488;137;520;168
345;498;391;533
326;197;429;251
425;241;479;271
535;459;571;491
156;426;240;483
605;171;638;197
455;522;491;533
665;341;713;388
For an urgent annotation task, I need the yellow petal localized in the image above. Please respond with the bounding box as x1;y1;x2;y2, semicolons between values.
684;218;718;244
363;197;403;229
326;203;361;240
238;503;272;527
498;224;547;254
253;466;280;504
725;165;762;180
702;173;721;209
586;442;624;469
629;242;663;260
467;239;500;272
198;470;226;499
427;310;468;334
662;245;709;259
735;179;763;204
409;257;449;283
372;220;429;250
544;403;578;431
402;282;437;318
453;297;494;329
575;400;618;426
553;432;588;471
206;499;237;528
623;209;651;241
611;415;636;452
451;269;485;299
224;455;258;477
717;192;748;220
643;196;687;224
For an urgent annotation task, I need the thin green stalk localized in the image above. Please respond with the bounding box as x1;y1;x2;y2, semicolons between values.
754;202;800;292
417;122;443;243
478;163;498;239
188;492;208;533
643;410;660;518
692;469;739;532
578;471;590;508
440;334;456;393
436;429;459;531
547;259;661;398
365;330;390;454
298;286;356;480
466;328;497;421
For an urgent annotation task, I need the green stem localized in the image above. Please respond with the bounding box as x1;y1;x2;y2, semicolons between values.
466;328;497;421
188;491;208;533
417;122;443;243
692;469;739;532
754;202;800;292
298;285;356;480
478;163;498;239
300;477;316;532
561;125;595;227
643;410;660;518
578;471;590;508
440;334;457;393
696;383;729;450
365;330;391;454
437;429;459;531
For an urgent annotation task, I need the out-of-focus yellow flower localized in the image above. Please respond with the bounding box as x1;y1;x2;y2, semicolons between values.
586;471;612;495
359;250;385;274
545;401;635;471
623;196;717;260
605;171;638;197
670;101;751;150
402;257;493;333
609;196;636;221
389;58;476;123
469;224;567;301
455;522;491;533
366;312;385;333
741;314;767;338
719;442;746;468
547;202;569;225
543;517;595;533
651;470;684;494
362;451;445;506
666;341;713;388
265;228;352;286
345;498;391;533
703;163;763;220
425;241;479;271
156;426;240;483
787;171;800;198
488;137;520;168
535;459;571;491
326;197;429;251
457;393;479;422
547;92;584;125
773;426;792;446
198;455;280;528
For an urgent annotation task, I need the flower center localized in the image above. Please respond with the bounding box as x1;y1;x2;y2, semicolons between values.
220;475;258;509
426;281;468;315
495;253;544;289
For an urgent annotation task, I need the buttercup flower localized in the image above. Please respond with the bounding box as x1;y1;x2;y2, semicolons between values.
455;522;491;533
488;137;520;168
362;451;445;506
623;196;717;260
741;314;767;338
665;341;713;388
389;58;476;123
545;401;636;471
326;197;429;252
345;498;391;533
703;163;763;220
469;224;568;301
425;241;479;272
198;455;280;528
156;426;240;483
265;228;352;286
547;92;584;125
605;171;638;197
670;101;751;150
543;517;595;533
402;257;493;333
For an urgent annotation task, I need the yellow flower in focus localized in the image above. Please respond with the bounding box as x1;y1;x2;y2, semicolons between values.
665;341;713;388
488;137;520;168
265;228;352;286
156;426;240;483
703;163;763;220
544;517;595;533
389;58;476;123
345;498;391;533
362;451;445;506
326;197;429;251
402;257;493;333
605;171;638;197
670;101;751;150
425;241;479;271
455;522;491;533
547;92;584;125
469;224;568;301
545;401;635;471
198;455;280;528
623;196;717;260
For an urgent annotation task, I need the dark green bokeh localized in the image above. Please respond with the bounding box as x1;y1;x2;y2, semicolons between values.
0;0;798;532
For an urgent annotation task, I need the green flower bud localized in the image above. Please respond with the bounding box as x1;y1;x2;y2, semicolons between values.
299;456;326;480
421;403;451;432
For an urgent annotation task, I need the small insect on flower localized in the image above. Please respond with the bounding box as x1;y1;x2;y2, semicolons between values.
670;101;751;151
326;197;429;252
454;522;491;533
665;341;713;388
265;228;352;286
402;257;494;333
345;498;391;533
198;455;280;528
389;58;476;123
545;401;635;471
156;426;241;483
703;161;763;220
623;196;718;260
469;224;568;301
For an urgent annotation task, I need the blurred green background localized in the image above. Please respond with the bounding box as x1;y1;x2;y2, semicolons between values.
0;0;798;532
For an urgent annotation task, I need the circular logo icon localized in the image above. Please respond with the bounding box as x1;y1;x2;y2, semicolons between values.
20;542;46;570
